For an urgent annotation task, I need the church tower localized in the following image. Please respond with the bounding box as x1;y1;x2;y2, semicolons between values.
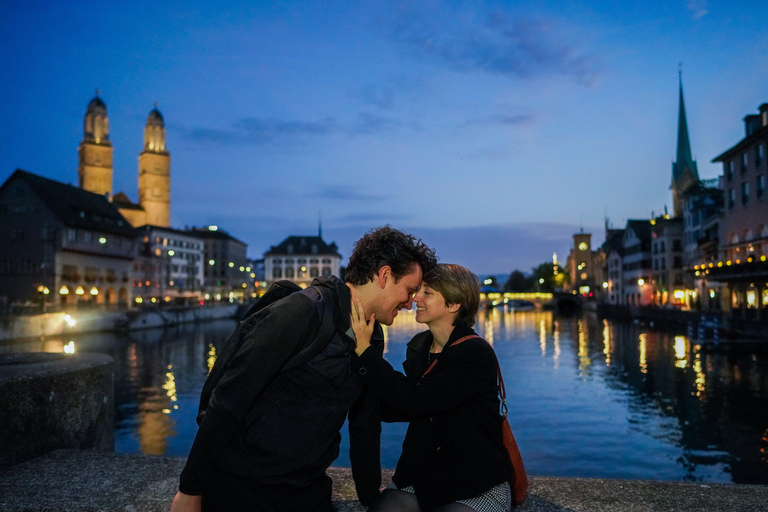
138;106;170;227
78;93;114;197
670;74;699;218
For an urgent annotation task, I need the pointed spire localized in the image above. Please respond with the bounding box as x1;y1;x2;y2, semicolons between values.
673;72;698;184
318;211;323;239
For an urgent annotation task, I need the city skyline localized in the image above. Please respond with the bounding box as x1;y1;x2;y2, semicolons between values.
2;1;766;274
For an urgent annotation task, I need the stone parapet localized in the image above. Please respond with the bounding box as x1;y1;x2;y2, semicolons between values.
0;353;114;469
1;450;767;512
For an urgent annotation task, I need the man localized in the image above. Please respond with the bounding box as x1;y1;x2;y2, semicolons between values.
171;226;436;512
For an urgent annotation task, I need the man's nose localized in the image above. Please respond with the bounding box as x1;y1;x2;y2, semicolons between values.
402;296;413;310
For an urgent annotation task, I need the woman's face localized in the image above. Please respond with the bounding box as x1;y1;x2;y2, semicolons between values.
413;284;453;325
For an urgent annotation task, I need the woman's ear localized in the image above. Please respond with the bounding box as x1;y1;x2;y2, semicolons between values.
446;302;461;314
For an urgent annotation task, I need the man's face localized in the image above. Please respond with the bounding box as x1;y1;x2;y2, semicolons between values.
373;265;423;326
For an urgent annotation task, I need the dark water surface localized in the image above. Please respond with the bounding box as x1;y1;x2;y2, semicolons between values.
4;309;767;484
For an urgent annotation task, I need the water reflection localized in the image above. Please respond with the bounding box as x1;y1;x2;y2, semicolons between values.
1;310;767;484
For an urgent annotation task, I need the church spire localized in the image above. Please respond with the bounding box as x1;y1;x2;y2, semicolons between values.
670;71;700;217
673;72;697;183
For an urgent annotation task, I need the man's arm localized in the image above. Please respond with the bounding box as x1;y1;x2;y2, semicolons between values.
178;294;321;495
170;491;201;512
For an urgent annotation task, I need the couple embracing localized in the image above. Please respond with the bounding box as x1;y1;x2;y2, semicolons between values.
172;226;518;512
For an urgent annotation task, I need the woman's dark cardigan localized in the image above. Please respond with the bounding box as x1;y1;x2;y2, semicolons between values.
354;325;511;512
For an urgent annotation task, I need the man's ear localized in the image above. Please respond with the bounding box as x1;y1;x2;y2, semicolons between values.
376;266;392;289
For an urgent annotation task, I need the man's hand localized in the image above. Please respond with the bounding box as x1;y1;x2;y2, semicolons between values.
351;298;375;356
170;491;202;512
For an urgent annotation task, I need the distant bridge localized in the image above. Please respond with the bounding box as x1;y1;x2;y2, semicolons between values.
479;290;583;313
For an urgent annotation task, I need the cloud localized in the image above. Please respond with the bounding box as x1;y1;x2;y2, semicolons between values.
687;0;709;19
463;113;536;127
356;83;397;109
305;185;391;202
183;117;339;146
182;112;414;146
348;112;405;135
386;7;601;86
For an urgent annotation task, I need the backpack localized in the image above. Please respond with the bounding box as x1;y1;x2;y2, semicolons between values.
196;279;337;424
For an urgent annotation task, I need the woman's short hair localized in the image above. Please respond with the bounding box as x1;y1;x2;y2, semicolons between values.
423;264;480;328
346;226;437;285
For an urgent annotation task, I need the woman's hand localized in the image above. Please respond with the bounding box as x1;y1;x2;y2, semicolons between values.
351;298;375;356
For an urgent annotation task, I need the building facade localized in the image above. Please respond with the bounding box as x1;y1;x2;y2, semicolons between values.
0;170;138;308
650;216;684;306
133;225;204;304
708;103;768;314
565;232;600;297
190;226;249;302
621;220;653;306
264;235;342;289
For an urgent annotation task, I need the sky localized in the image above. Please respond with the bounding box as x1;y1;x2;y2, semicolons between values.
1;1;767;275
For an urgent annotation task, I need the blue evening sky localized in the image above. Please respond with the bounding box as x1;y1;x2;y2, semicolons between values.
1;1;766;274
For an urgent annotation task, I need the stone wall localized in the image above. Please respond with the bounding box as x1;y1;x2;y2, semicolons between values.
0;352;114;469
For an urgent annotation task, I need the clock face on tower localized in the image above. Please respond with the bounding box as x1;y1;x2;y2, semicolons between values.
578;242;588;251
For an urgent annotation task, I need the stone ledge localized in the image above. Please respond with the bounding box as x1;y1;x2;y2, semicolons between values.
1;450;767;512
0;353;114;469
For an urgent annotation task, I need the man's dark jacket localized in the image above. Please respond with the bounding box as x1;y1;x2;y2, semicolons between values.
179;276;383;505
354;325;511;512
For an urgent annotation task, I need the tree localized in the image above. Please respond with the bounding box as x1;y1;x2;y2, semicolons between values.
528;262;569;292
504;270;528;292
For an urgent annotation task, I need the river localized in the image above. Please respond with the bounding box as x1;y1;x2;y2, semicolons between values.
2;308;767;484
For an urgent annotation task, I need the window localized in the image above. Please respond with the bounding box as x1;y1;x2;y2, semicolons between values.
757;144;765;168
742;182;750;204
322;267;332;276
728;188;736;209
758;174;766;200
13;228;24;241
742;153;749;174
310;267;319;278
272;268;282;278
727;161;734;182
285;267;294;278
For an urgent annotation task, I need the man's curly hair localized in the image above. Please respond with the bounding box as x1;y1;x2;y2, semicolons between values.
346;226;437;285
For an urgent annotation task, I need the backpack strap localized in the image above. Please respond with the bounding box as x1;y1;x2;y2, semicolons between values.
280;285;339;371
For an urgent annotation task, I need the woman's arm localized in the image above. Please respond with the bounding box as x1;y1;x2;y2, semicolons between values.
354;338;496;417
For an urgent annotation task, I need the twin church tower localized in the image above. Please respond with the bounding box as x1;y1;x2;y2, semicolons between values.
77;92;170;228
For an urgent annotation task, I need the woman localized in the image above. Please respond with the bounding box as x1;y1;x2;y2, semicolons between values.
351;264;512;512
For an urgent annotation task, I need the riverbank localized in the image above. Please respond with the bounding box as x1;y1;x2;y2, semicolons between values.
1;449;766;512
0;304;239;341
